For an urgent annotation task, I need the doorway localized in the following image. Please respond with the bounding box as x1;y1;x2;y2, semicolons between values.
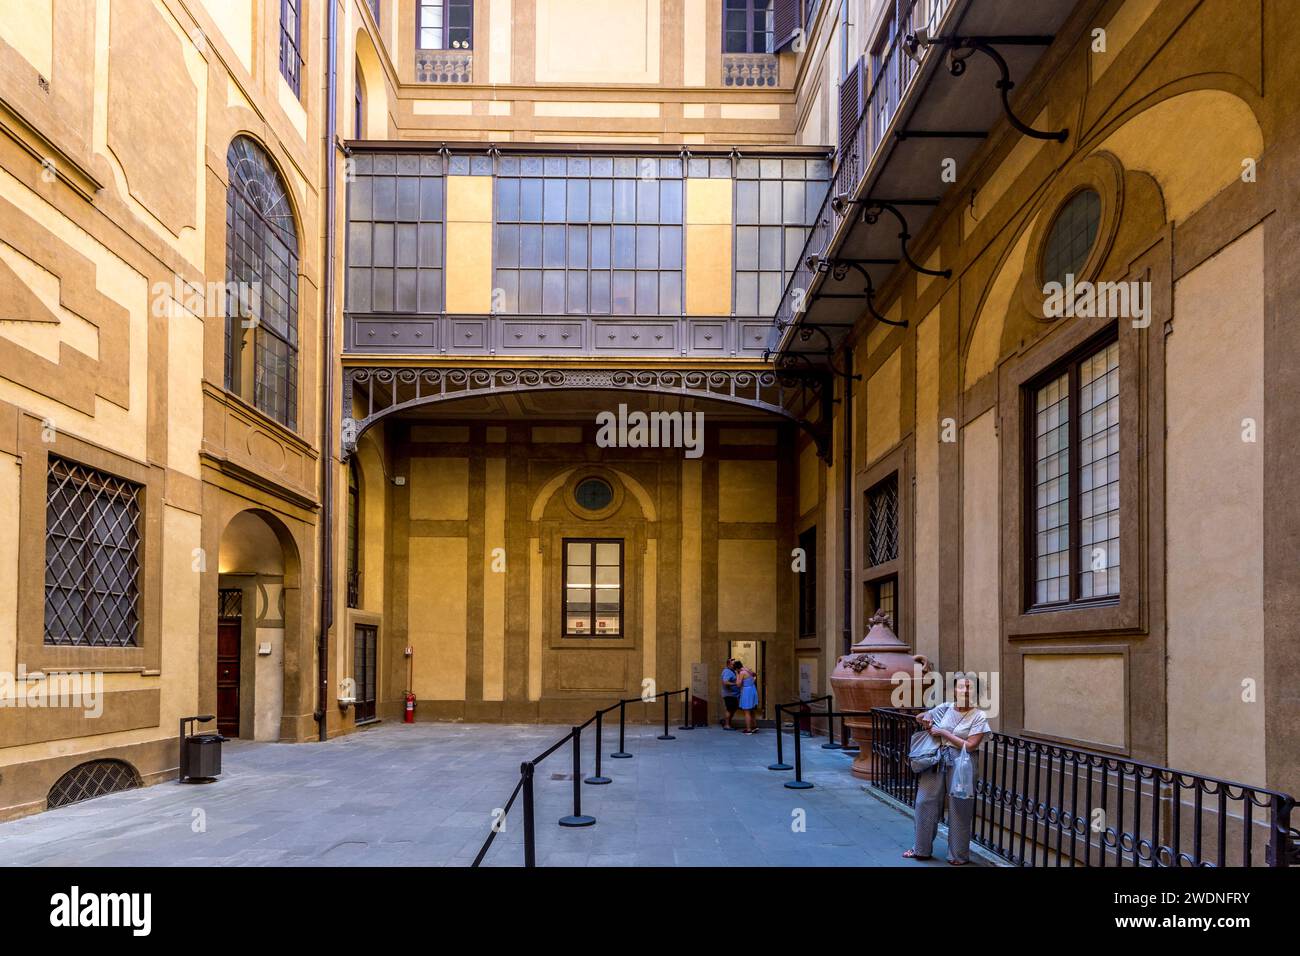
354;624;378;723
729;639;767;718
217;588;243;738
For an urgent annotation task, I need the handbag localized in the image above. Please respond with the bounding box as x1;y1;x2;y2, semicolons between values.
908;727;943;773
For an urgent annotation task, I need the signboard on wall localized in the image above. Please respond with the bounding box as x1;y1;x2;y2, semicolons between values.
690;662;707;701
798;660;816;701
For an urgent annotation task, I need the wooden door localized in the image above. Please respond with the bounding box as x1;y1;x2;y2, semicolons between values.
354;624;377;722
217;620;242;737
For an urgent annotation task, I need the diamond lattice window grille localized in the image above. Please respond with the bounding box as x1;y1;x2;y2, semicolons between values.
47;759;141;810
44;457;142;648
867;474;899;567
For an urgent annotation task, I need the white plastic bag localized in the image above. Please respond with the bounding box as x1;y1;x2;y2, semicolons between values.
949;744;974;799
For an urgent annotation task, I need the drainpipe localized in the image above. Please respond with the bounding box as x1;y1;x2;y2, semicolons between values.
315;0;339;742
842;345;854;657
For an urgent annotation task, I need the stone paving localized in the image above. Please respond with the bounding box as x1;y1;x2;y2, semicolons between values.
0;720;983;866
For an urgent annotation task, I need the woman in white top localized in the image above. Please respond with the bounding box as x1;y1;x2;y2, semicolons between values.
903;672;990;865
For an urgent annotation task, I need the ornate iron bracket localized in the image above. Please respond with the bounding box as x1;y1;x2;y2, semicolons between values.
829;260;908;329
862;201;952;280
906;33;1069;142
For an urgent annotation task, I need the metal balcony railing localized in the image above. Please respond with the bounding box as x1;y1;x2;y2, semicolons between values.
870;708;1298;868
774;0;953;338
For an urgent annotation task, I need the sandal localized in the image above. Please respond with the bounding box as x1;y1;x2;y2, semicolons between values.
948;859;969;866
902;849;930;860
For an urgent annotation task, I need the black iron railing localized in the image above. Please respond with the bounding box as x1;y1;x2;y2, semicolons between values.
471;687;693;867
774;0;953;338
868;708;1298;868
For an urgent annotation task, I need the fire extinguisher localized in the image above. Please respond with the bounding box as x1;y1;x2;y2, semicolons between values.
403;646;415;723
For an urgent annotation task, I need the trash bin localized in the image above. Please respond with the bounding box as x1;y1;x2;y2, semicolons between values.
185;733;225;780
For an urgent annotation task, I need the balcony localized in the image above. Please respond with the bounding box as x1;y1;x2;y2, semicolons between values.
345;312;774;359
771;0;1081;365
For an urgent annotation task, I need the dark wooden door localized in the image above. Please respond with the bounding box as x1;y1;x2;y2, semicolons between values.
354;624;377;722
217;620;241;737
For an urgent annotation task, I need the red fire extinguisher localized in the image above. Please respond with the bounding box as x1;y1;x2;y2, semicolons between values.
404;692;416;724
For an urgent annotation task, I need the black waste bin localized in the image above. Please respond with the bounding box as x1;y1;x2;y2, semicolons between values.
184;733;225;780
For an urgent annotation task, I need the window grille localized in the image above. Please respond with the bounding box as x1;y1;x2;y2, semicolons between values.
867;474;899;567
44;457;142;648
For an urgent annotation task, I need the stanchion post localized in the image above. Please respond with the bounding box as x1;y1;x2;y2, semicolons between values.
784;712;813;790
678;687;693;730
559;726;596;827
522;761;536;868
768;702;792;771
658;691;676;741
821;702;843;749
586;710;611;785
611;699;632;758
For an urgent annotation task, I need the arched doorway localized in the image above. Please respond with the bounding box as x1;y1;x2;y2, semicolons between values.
217;510;299;741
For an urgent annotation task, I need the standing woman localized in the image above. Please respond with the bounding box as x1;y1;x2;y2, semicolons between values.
735;661;760;735
903;672;989;865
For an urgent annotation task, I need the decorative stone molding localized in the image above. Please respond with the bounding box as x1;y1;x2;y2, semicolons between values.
415;49;472;83
723;53;778;88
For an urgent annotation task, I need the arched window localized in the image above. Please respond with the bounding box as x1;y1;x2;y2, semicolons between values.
225;137;300;430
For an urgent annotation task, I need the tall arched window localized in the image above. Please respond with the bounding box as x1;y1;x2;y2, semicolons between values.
225;137;300;430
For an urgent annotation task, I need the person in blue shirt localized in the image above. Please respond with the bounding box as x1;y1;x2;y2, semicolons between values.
720;658;740;730
735;660;760;734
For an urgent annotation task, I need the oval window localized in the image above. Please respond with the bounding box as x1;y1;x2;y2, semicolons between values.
574;477;614;512
1041;189;1102;288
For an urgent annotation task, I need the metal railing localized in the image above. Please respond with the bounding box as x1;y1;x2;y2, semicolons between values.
774;0;953;337
868;708;1298;868
471;687;693;867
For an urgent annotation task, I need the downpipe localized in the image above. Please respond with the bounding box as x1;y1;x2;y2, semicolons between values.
842;346;854;657
315;0;339;741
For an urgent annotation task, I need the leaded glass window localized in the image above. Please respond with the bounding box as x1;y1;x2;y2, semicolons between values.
346;153;445;313
226;137;300;430
494;156;684;316
44;458;142;648
564;539;623;637
279;0;303;97
733;156;829;316
1042;189;1101;289
1029;337;1120;607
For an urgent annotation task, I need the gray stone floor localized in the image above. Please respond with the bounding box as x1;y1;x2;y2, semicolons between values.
0;720;979;866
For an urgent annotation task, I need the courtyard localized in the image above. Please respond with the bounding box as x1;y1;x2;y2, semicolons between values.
0;722;981;868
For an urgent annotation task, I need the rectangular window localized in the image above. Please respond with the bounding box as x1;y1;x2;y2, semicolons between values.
279;0;303;97
866;575;898;634
866;473;899;567
495;156;683;316
797;526;817;637
44;458;142;648
563;539;623;637
733;156;830;316
1028;336;1120;607
345;153;446;314
419;0;473;50
724;0;774;54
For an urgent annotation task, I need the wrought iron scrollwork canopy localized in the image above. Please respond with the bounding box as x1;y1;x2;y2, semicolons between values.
342;365;836;462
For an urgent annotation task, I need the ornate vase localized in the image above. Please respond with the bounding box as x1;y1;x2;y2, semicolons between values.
829;609;931;779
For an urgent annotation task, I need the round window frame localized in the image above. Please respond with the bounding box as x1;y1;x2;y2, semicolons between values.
562;469;625;521
1017;152;1125;323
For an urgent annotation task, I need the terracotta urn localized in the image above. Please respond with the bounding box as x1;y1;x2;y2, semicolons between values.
829;609;931;779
